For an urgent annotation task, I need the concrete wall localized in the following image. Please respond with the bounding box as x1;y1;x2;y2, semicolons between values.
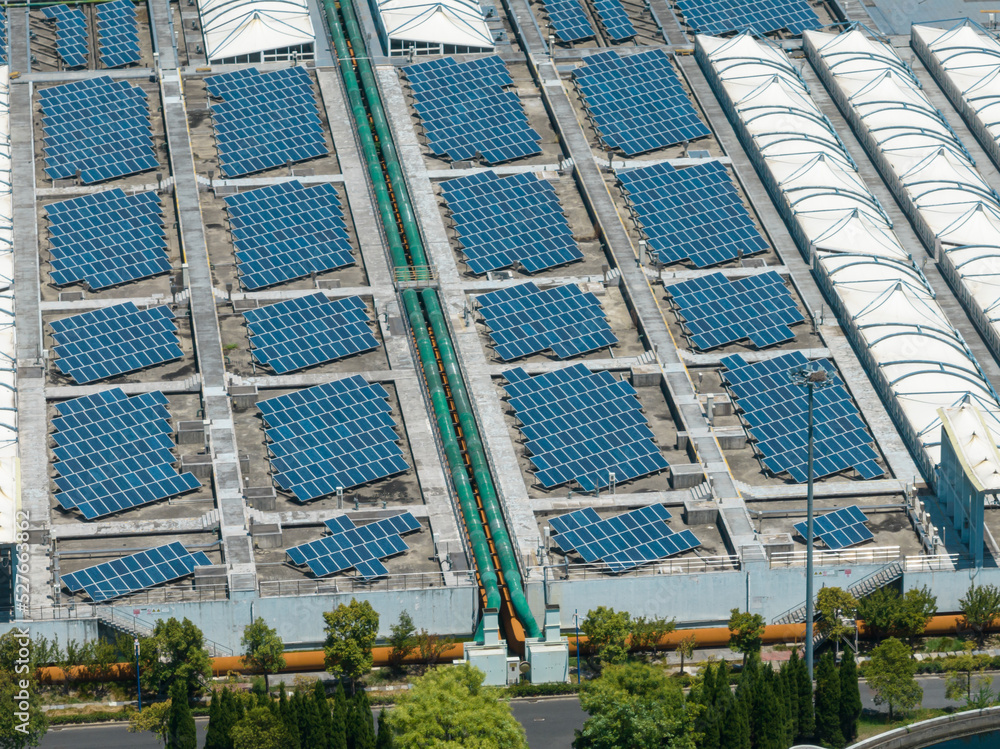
843;706;1000;749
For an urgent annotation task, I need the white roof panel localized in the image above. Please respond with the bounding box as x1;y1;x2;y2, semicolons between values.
376;0;493;48
199;0;315;61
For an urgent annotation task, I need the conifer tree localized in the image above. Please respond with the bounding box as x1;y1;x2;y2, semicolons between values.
839;650;862;744
166;679;197;749
374;708;394;749
695;664;721;749
779;658;798;741
279;684;301;749
815;653;844;748
347;690;376;749
313;679;332;749
204;691;224;749
793;649;815;740
331;681;349;749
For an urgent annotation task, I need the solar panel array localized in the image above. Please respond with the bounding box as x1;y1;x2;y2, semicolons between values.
404;56;542;164
50;303;183;383
287;512;421;579
592;0;636;41
550;505;700;572
244;293;379;374
205;67;328;177
96;0;141;68
504;364;669;491
224;181;354;290
477;283;617;360
41;5;88;69
260;376;409;501
677;0;820;35
46;188;168;290
793;505;874;550
721;352;884;482
574;50;710;156
618;160;768;267
40;76;157;183
0;9;8;66
52;389;201;519
439;171;582;275
545;0;595;42
62;542;211;602
665;271;804;350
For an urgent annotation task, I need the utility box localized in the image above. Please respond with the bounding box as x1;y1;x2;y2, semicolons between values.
230;385;258;411
245;486;276;511
525;606;569;684
176;420;206;445
683;499;718;525
629;364;660;388
463;609;508;686
670;463;705;489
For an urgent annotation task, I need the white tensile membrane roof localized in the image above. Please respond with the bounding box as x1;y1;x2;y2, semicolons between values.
0;66;14;545
199;0;315;61
376;0;493;48
697;31;1000;466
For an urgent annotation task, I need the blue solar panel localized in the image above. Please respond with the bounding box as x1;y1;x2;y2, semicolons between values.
62;542;211;602
52;389;201;519
439;171;583;275
41;5;88;69
722;352;885;482
677;0;820;35
550;504;700;572
205;67;328;177
50;302;183;384
477;283;618;360
503;364;669;491
224;180;355;289
287;512;421;579
97;0;141;68
545;0;595;42
666;271;804;350
403;56;542;164
244;293;379;374
618;160;768;267
794;505;874;550
592;0;636;41
0;9;9;66
259;377;409;501
574;50;710;156
45;188;168;290
40;76;158;183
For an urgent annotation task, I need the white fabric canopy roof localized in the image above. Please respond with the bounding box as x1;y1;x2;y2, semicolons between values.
376;0;493;48
199;0;315;61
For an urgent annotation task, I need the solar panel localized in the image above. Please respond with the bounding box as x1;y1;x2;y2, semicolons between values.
45;188;169;290
62;542;211;602
50;302;183;384
259;376;409;501
618;160;768;267
439;171;583;275
0;9;9;66
287;512;421;579
676;0;820;35
544;0;595;42
503;364;669;491
665;271;804;350
550;504;700;572
41;5;88;69
96;0;141;68
224;180;355;289
40;76;158;183
477;283;618;360
721;352;885;482
793;505;874;550
592;0;636;41
51;389;201;519
403;56;542;164
574;50;710;156
205;67;328;177
244;293;379;374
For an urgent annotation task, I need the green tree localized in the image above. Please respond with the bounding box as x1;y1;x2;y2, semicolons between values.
630;615;676;655
331;682;348;749
347;690;376;749
580;606;631;667
839;649;862;743
727;609;764;665
166;679;197;749
677;634;696;674
312;680;332;749
898;586;938;641
944;642;992;706
128;700;172;747
141;618;212;698
241;619;286;691
816;587;858;656
0;631;50;749
205;688;238;749
416;629;454;666
575;661;696;749
375;708;394;749
790;648;814;740
390;663;527;748
960;583;1000;646
859;586;938;642
324;599;379;689
813;653;843;748
387;611;417;673
866;638;922;720
231;705;292;749
278;686;301;749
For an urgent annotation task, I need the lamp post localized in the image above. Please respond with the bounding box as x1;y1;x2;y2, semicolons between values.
789;363;833;682
574;609;581;684
134;637;142;713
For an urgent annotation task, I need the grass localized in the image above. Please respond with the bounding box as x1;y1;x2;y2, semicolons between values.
923;636;965;653
856;708;952;740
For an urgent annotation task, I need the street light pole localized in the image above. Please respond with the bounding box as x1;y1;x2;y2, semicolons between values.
134;637;142;713
574;610;581;684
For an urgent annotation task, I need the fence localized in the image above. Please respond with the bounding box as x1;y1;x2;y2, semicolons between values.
530;554;741;581
769;546;900;569
258;570;475;597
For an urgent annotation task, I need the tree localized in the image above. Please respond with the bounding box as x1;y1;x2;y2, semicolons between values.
347;690;376;749
324;599;379;689
129;700;172;747
141;618;212;698
677;634;696;674
944;642;992;707
960;583;1000;646
898;586;938;642
375;708;394;749
790;648;814;740
630;616;676;655
166;679;197;749
813;653;843;748
580;606;631;667
859;586;938;642
574;662;696;749
816;587;858;657
277;685;301;749
331;682;348;749
387;611;417;673
0;631;50;749
205;688;238;749
241;619;286;690
231;706;292;749
839;649;862;743
727;609;764;664
866;637;922;720
416;629;454;667
390;663;527;748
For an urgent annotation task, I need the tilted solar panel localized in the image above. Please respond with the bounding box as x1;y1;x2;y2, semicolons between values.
545;0;595;42
62;542;211;602
793;505;874;550
503;364;669;491
440;171;582;274
0;9;9;66
244;293;379;374
477;282;618;360
721;352;884;482
96;0;141;68
41;5;88;69
286;512;421;579
677;0;820;36
592;0;636;41
259;376;409;501
618;160;768;267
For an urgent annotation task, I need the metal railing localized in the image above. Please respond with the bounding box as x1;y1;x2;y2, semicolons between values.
530;554;741;581
258;570;475;597
769;546;901;569
905;554;962;572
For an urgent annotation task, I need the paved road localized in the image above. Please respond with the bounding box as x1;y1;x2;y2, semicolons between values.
860;674;1000;712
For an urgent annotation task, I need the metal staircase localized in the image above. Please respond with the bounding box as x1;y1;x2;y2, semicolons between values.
96;608;232;657
773;559;903;626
